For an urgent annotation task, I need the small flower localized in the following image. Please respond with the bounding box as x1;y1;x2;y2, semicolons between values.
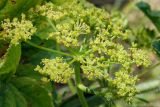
79;51;109;80
110;69;138;99
1;14;36;45
35;57;74;84
31;1;151;101
35;2;66;20
48;20;90;47
130;46;151;67
107;45;132;70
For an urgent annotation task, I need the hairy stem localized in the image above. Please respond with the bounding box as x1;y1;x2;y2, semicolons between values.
75;62;88;107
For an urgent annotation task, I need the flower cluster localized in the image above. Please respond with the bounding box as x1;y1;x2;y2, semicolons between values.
48;19;90;47
89;29;132;69
130;47;150;67
80;55;107;80
1;14;36;45
31;2;111;47
32;0;151;100
88;29;150;98
34;3;66;21
35;57;74;84
110;70;138;101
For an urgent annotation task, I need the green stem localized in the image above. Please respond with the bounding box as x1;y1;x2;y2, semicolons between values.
26;41;72;57
51;82;57;107
69;58;76;65
75;62;88;107
138;62;160;77
68;80;76;94
78;84;95;94
136;79;160;93
46;18;57;32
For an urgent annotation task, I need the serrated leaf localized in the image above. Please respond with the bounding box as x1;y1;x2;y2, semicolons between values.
136;1;160;31
11;77;54;107
0;44;21;75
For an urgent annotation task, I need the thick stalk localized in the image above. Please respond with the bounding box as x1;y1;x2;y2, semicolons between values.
75;62;88;107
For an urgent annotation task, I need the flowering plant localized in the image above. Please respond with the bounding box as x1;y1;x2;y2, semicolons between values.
0;0;152;107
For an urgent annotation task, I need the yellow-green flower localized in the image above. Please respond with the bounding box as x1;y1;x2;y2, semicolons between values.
110;69;138;100
48;19;90;47
35;57;74;84
1;14;36;45
130;47;151;67
31;0;151;100
35;2;66;21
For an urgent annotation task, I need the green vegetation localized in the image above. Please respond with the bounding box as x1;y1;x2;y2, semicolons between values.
0;0;160;107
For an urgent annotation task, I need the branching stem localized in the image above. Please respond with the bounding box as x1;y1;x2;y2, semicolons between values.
26;41;73;57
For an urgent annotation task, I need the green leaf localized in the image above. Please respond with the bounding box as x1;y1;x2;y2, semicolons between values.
3;85;17;107
135;97;149;103
11;77;54;107
152;40;160;56
0;44;21;75
16;64;42;80
21;38;56;65
61;95;106;107
0;0;43;21
1;83;27;107
136;1;160;31
0;0;7;10
8;84;27;107
18;0;43;12
34;17;53;40
0;0;27;20
0;95;4;107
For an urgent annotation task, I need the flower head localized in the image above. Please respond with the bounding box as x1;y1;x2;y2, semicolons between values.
35;57;74;84
31;0;151;101
1;14;36;45
110;70;138;101
48;19;90;47
130;47;151;67
35;2;66;21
